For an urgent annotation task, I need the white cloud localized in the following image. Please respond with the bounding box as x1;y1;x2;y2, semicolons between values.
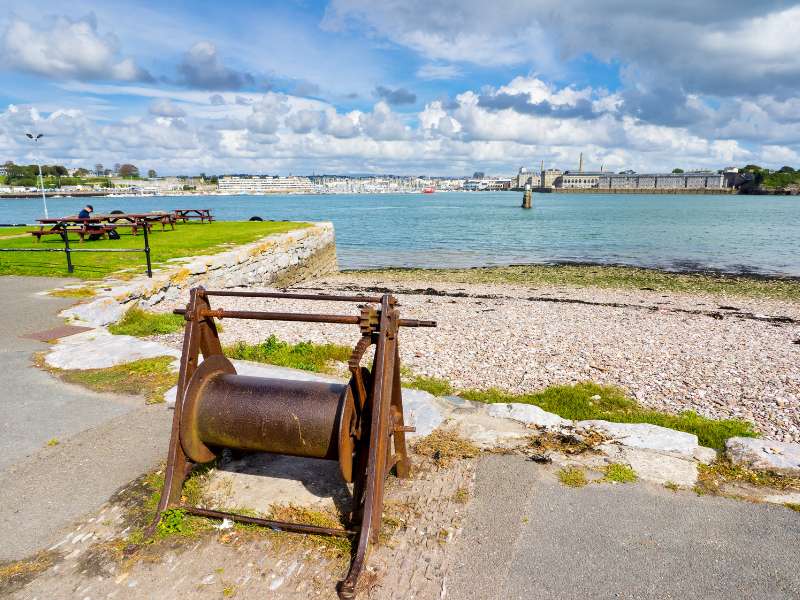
1;72;796;175
148;98;186;118
359;102;411;141
325;1;800;97
177;41;255;90
416;63;461;80
1;15;151;82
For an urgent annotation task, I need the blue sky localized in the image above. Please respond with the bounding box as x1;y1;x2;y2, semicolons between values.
1;0;800;175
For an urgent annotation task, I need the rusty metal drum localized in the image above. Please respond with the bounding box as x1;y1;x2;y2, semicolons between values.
179;355;357;480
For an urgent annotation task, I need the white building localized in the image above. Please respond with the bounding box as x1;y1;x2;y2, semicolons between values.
218;175;316;194
556;171;605;188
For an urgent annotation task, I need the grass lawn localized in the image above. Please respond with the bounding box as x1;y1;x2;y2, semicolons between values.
0;226;32;238
348;264;800;301
0;221;308;280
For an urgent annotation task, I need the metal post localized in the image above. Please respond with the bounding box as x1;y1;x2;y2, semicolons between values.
142;221;152;278
61;229;73;273
37;162;48;219
26;133;48;219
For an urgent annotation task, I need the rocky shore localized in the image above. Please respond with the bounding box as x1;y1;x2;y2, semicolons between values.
152;270;800;443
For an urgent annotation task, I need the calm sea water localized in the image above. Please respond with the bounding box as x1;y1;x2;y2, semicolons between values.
1;192;798;276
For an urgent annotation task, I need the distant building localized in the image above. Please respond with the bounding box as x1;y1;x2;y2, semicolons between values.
464;177;512;191
515;167;541;189
218;175;316;194
595;172;724;190
557;170;605;189
541;168;563;188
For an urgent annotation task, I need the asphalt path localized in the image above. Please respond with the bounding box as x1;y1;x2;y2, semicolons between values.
446;454;800;600
0;276;170;560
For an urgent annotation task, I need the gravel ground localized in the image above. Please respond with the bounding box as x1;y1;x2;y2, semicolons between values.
155;273;800;442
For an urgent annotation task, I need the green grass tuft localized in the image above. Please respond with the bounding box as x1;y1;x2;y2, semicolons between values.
601;463;637;484
55;356;176;403
403;374;454;396
49;286;96;298
460;382;755;451
785;503;800;512
109;307;185;337
225;335;350;373
557;466;588;487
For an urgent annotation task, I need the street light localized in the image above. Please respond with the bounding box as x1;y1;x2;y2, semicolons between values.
25;133;48;219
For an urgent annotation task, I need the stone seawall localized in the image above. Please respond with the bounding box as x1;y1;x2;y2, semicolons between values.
59;222;337;326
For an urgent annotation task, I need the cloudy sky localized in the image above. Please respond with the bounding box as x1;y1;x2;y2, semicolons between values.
1;0;800;175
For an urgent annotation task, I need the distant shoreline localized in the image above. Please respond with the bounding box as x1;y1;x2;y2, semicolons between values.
3;189;796;198
343;262;800;293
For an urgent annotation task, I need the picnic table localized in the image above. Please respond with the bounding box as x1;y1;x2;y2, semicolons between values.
30;212;169;242
32;217;119;242
172;208;214;223
107;212;176;230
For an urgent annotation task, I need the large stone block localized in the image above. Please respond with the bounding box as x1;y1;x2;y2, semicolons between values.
46;329;179;370
487;403;570;430
578;420;699;459
726;437;800;476
61;297;127;327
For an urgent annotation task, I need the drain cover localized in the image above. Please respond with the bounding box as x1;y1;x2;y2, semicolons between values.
23;325;93;342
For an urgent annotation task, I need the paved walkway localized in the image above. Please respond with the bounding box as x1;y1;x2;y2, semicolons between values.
446;454;800;600
0;277;170;561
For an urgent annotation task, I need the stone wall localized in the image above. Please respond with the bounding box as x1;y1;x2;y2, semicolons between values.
60;222;337;326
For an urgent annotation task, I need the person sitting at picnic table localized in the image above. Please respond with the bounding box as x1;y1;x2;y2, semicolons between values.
78;204;94;219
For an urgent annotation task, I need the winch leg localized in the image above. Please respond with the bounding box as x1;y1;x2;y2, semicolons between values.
147;287;222;536
338;297;398;599
390;343;411;479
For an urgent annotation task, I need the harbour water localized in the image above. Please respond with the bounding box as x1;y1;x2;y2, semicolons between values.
1;192;798;276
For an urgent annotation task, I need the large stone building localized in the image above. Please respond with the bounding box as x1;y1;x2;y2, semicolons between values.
515;167;541;188
556;170;605;188
595;172;724;190
542;168;563;188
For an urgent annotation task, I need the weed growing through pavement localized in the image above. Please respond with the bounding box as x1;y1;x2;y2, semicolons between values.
695;458;800;496
557;466;588;488
601;463;637;484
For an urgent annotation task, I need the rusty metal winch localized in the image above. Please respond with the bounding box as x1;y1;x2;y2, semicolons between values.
148;287;436;598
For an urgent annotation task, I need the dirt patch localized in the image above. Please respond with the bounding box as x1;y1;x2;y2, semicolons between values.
0;550;62;596
412;429;480;468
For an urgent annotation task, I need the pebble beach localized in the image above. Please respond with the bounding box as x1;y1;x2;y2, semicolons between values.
156;271;800;443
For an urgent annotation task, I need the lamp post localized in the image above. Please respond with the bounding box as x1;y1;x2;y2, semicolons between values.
25;133;48;219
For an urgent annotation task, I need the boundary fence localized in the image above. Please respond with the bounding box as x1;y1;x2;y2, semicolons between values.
0;225;153;277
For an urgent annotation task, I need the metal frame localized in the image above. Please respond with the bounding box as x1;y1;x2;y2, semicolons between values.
0;225;153;277
147;286;435;598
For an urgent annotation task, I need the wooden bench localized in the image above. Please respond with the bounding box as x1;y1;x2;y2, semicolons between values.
173;209;214;223
29;224;118;242
105;222;153;236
